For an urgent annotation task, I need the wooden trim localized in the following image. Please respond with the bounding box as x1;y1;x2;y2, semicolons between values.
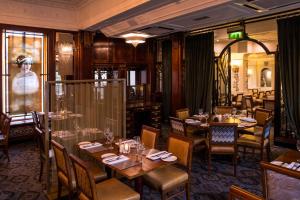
228;185;263;200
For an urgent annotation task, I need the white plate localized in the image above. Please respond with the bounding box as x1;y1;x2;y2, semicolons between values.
271;161;283;166
78;141;91;146
161;155;177;162
101;153;116;159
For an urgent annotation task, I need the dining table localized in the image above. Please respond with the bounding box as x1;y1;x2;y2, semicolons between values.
185;114;257;131
78;140;177;198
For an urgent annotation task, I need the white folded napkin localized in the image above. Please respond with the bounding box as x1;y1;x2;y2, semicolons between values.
146;151;169;160
79;142;102;149
239;117;257;123
115;139;136;146
102;155;129;165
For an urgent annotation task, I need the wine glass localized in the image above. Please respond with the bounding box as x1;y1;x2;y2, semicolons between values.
103;128;110;144
198;108;203;115
107;131;114;150
232;108;237;122
204;112;209;124
137;143;145;163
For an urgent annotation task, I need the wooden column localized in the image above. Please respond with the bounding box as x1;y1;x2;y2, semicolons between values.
171;33;184;115
146;38;157;102
74;31;94;80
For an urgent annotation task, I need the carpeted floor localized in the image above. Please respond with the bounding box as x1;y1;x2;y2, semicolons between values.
0;125;288;200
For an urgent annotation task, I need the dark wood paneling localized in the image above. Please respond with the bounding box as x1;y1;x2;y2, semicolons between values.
171;33;184;115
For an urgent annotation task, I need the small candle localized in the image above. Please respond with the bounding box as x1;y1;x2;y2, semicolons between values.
124;143;129;153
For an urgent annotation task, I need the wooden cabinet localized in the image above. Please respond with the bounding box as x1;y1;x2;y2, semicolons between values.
126;103;161;138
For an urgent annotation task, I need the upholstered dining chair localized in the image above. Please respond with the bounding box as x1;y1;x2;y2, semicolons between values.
245;96;260;117
143;133;193;200
263;99;275;115
169;116;207;150
232;94;243;109
238;117;272;161
175;108;190;120
261;161;300;200
228;185;263;200
208;123;238;176
214;106;233;115
69;154;140;200
0;115;11;161
51;140;107;199
141;125;160;149
240;108;272;136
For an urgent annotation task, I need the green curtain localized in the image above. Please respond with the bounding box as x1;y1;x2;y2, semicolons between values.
185;32;214;114
278;16;300;137
162;40;172;121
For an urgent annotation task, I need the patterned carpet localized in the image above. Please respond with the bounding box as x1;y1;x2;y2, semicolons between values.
0;126;288;200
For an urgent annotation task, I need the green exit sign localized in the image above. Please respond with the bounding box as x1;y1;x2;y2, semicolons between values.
228;31;244;39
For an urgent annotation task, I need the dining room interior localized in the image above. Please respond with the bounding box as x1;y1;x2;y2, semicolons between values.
0;0;300;200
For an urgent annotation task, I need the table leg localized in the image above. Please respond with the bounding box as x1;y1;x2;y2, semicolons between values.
105;166;112;178
135;176;143;198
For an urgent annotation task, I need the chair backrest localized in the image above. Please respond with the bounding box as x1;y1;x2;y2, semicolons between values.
167;133;193;172
236;94;243;102
215;106;233;115
141;125;159;149
252;89;258;96
175;108;190;120
69;154;97;200
209;123;238;147
35;127;46;155
244;96;254;109
169;116;186;136
261;161;300;200
258;91;265;99
254;108;272;127
31;111;41;128
263;99;275;112
51;140;73;189
228;185;262;200
1;115;11;144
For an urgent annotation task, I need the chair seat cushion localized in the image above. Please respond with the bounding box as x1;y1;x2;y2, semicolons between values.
237;134;269;148
239;126;263;135
86;161;107;183
96;178;140;200
143;165;188;191
211;145;235;153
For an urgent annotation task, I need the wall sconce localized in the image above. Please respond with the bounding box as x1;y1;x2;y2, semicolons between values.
247;69;253;76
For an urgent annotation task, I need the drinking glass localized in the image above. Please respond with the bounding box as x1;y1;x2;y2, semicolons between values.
107;131;114;150
198;108;203;115
204;112;209;124
103;128;110;144
232;108;237;122
137;143;145;163
297;139;300;152
133;136;141;146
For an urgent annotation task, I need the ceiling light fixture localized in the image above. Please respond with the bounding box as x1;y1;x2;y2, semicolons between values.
121;32;150;47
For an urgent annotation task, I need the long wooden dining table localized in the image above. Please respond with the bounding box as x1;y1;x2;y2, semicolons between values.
186;115;257;130
79;141;176;198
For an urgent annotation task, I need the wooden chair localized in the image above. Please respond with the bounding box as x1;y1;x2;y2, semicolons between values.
208;123;238;176
175;108;190;120
169;116;207;149
35;126;53;181
232;94;243;109
245;96;260;117
240;108;272;136
51;140;107;199
143;133;193;200
69;154;139;200
31;111;41;129
141;125;159;149
228;185;263;200
263;99;275;115
237;117;272;161
214;106;233;115
0;115;11;161
251;89;259;98
261;161;300;200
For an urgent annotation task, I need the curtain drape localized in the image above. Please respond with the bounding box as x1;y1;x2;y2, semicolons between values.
185;32;214;114
278;16;300;137
162;40;172;121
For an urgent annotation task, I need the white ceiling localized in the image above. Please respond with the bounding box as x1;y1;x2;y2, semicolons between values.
1;0;300;36
11;0;91;9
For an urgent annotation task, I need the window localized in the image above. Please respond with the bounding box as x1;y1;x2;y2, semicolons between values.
2;30;47;119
